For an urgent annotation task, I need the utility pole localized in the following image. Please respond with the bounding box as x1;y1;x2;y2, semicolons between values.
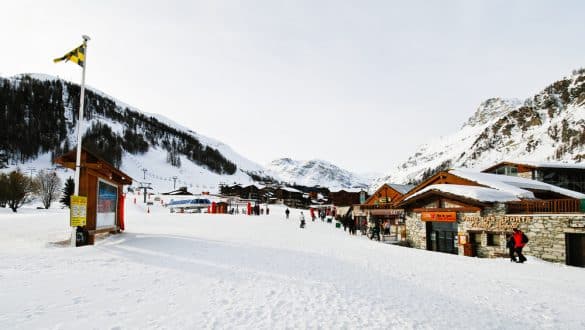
172;176;178;190
71;35;90;247
138;182;152;204
26;166;36;178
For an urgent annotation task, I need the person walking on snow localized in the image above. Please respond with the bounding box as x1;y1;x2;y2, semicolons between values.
506;233;516;262
512;228;528;263
299;211;306;228
285;208;290;219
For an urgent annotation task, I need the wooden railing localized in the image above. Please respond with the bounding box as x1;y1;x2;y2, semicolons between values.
506;199;582;214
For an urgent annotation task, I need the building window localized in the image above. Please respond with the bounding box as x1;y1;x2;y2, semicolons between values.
495;166;518;176
487;233;500;247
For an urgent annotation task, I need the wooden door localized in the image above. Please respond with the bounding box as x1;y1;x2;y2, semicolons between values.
566;233;585;267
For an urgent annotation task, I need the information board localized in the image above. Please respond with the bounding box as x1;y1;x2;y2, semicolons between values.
70;195;87;227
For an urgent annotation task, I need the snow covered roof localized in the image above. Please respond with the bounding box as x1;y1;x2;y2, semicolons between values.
484;161;585;171
450;169;585;200
329;187;365;193
280;187;302;193
405;184;521;203
369;182;414;195
388;183;415;195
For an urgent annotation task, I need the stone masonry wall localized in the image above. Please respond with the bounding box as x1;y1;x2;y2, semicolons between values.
405;212;426;249
522;215;585;263
460;211;585;263
405;204;585;264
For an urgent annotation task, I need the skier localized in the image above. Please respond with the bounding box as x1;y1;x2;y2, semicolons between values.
285;208;290;219
266;206;270;215
310;208;316;221
299;211;306;228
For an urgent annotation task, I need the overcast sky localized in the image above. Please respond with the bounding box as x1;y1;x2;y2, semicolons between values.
1;1;584;173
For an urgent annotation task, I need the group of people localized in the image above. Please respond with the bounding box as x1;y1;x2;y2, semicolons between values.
309;207;336;222
286;207;531;264
339;215;358;235
507;228;529;263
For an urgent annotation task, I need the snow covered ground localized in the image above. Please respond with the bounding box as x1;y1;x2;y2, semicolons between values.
1;195;585;329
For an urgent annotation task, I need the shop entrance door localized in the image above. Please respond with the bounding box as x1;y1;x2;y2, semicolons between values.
566;233;585;267
427;221;458;255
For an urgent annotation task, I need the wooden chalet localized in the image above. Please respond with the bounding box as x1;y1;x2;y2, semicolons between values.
329;189;364;207
55;148;133;245
221;184;262;200
482;161;585;193
353;183;414;240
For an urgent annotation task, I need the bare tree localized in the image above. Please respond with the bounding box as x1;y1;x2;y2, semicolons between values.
34;170;62;209
5;170;34;212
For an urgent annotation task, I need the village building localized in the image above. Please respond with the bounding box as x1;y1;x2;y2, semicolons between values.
482;161;585;193
353;183;414;240
220;184;263;200
398;169;585;267
329;188;364;206
268;186;306;208
55;148;133;245
162;187;193;195
220;184;310;208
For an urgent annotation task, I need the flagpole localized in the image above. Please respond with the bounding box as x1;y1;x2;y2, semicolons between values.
71;35;90;247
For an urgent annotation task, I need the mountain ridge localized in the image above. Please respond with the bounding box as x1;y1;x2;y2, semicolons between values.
372;68;585;189
266;158;370;190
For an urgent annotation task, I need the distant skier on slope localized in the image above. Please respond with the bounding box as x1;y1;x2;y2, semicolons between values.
299;211;306;228
285;208;290;219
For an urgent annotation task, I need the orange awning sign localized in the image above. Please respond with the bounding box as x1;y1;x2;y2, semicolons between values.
421;211;456;222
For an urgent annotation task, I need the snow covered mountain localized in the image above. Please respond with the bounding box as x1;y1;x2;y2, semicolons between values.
0;74;269;193
373;68;585;188
266;158;370;190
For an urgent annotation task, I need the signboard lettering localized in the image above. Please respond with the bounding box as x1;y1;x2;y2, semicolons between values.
463;215;533;231
421;211;456;222
569;218;585;228
70;195;87;227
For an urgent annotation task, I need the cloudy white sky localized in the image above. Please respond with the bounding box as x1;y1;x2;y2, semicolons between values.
1;1;584;174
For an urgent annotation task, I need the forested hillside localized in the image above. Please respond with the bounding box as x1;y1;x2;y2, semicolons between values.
0;75;236;175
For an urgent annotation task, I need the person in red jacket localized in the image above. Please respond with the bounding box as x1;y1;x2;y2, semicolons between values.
512;228;528;263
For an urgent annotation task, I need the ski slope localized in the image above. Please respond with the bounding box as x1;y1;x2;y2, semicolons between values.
1;196;585;329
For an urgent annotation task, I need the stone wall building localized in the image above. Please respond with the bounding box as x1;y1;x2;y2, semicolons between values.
398;169;585;267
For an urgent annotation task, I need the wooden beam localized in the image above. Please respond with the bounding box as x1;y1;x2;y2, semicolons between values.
58;161;104;170
413;207;481;213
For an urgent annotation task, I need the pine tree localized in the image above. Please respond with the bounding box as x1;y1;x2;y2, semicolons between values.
60;177;75;208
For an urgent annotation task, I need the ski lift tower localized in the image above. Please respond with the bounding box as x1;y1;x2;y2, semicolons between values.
138;181;153;203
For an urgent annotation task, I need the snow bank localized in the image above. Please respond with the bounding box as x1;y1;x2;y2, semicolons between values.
1;195;585;329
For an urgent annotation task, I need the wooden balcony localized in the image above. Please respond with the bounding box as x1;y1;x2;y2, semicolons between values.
506;199;583;214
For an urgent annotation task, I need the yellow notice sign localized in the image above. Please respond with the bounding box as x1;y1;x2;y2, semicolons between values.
70;195;87;227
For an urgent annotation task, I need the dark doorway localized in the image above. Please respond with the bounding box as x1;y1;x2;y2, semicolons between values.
426;221;458;254
566;233;585;267
467;232;480;257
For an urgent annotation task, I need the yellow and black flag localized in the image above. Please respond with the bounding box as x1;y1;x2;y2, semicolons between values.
53;44;85;67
